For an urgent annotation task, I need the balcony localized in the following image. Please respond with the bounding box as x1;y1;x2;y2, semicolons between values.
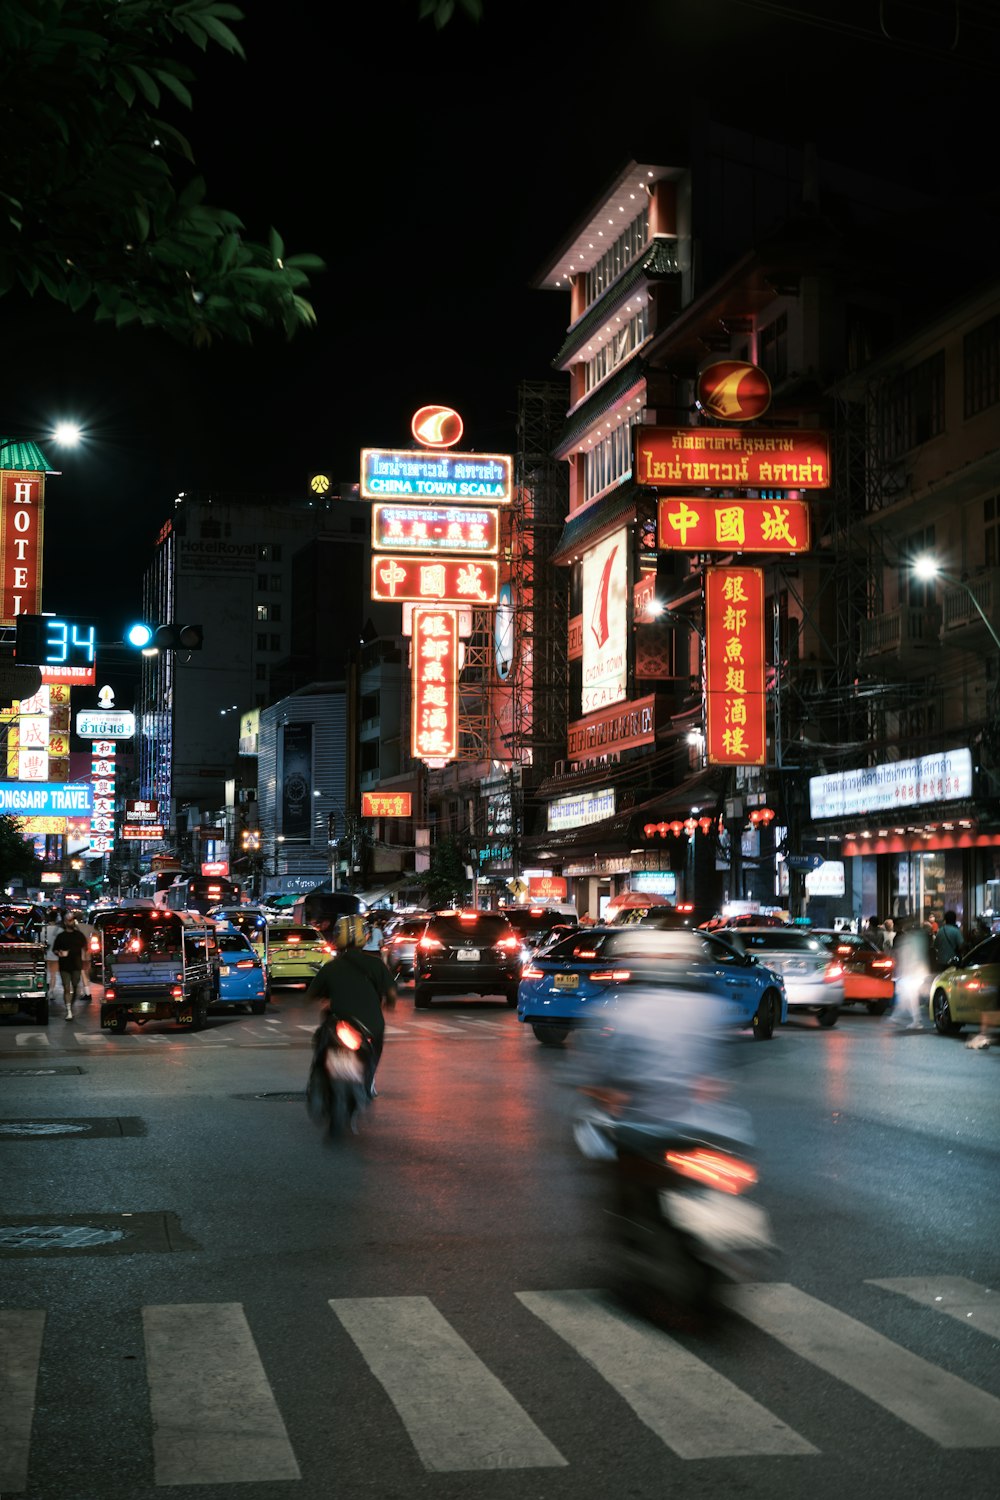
940;569;1000;646
859;605;941;665
360;766;381;791
359;716;381;741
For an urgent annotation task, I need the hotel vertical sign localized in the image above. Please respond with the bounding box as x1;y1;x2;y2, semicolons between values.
705;567;766;765
0;470;44;625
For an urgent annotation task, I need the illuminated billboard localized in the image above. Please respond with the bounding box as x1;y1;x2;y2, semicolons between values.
372;504;499;555
361;449;513;503
0;470;44;626
658;498;810;553
411;608;459;763
705;567;766;765
372;555;498;605
361;791;413;817
581;528;628;715
634;427;830;489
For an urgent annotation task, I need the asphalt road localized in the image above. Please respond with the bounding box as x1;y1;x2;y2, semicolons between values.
1;989;998;1500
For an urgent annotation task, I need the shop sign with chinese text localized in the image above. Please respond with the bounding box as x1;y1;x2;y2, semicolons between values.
361;449;512;503
658;498;810;553
123;824;164;841
634;427;830;489
808;748;974;820
411;608;459;763
372;504;499;555
705;567;766;766
372;555;498;605
361;791;413;818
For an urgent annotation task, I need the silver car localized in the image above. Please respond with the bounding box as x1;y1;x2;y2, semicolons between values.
728;927;844;1027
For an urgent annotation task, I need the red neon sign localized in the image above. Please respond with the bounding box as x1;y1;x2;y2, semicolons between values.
634;427;830;489
361;791;413;818
372;555;499;605
372;504;499;555
0;471;44;626
705;567;766;766
697;361;772;422
658;497;810;553
411;405;464;449
411;607;459;763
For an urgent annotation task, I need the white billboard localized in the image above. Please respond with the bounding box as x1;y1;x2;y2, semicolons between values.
809;748;973;821
581;527;628;715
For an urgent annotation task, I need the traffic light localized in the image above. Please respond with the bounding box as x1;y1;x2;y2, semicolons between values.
126;622;203;650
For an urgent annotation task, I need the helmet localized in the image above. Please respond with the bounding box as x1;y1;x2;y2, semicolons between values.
333;915;366;950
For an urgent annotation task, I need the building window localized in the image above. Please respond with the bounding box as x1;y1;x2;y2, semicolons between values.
256;632;267;650
583;206;650;311
986;496;1000;568
964;314;1000;418
270;573;281;590
899;525;936;607
270;633;281;651
271;604;281;622
255;664;267;681
583;305;649;395
582;410;642;504
256;604;269;622
879;351;945;460
758;312;788;384
257;573;268;591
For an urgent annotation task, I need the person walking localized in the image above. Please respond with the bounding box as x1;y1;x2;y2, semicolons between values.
892;920;932;1029
43;908;63;1000
363;914;386;955
933;910;965;969
75;912;96;1000
53;911;88;1021
880;917;895;950
306;915;396;1097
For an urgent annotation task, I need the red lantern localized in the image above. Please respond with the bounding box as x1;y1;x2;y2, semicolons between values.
670;820;684;837
657;822;669;838
698;816;713;835
757;806;775;825
684;817;697;836
643;823;658;838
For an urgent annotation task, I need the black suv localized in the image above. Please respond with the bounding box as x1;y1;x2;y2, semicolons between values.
413;911;522;1009
499;906;578;959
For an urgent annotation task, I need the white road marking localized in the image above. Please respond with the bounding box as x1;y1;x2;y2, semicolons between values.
14;1032;50;1047
143;1303;300;1485
726;1282;1000;1447
517;1289;815;1459
0;1309;46;1493
868;1276;1000;1339
329;1295;566;1471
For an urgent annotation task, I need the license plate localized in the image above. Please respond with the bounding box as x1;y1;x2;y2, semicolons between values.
457;949;480;961
553;973;579;990
662;1190;774;1251
219;965;230;976
139;1002;157;1014
0;1000;17;1013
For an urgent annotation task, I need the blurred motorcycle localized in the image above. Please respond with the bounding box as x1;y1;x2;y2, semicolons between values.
306;1014;375;1139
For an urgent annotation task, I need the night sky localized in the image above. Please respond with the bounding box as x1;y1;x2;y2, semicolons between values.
1;0;996;645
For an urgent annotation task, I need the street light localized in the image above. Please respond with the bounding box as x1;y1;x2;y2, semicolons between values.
913;556;1000;654
0;425;83;468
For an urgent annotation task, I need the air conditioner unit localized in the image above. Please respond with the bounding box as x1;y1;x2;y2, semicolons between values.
553;760;567;777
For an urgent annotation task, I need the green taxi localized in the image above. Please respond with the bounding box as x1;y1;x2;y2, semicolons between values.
929;932;1000;1035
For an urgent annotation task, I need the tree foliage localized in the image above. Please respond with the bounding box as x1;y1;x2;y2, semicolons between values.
0;1;324;347
424;833;469;909
0;814;39;887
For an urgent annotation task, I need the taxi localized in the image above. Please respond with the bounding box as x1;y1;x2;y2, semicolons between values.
265;924;333;989
929;932;1000;1035
215;929;268;1013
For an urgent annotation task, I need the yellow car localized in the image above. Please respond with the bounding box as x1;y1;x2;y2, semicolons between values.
265;925;333;989
928;934;1000;1035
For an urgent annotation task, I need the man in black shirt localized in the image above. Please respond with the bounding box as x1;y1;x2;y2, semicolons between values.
54;912;88;1021
306;915;396;1095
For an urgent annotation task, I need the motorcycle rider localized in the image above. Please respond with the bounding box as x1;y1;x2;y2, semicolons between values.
305;915;396;1097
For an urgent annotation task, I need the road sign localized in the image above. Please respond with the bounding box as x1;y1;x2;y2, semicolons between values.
785;853;824;871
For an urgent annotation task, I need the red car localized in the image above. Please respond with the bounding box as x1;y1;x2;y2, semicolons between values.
813;931;895;1015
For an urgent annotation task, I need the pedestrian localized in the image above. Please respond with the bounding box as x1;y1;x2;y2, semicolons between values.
933;910;964;969
53;911;88;1021
880;917;895;950
305;914;396;1097
865;916;884;949
75;912;96;999
43;908;63;999
892;920;932;1029
363;914;386;954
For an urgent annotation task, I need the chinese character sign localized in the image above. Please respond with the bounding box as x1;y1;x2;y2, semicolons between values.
0;470;44;626
361;791;413;818
371;555;499;605
658;498;811;553
411;608;459;763
372;504;499;555
705;567;766;766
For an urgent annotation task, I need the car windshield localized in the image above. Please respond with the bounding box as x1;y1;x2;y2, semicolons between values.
390;920;428;939
218;935;254;955
735;931;828;954
268;926;322;947
427;915;514;944
501;909;568;936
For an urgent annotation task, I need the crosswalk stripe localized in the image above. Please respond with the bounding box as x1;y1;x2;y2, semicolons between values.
517;1289;816;1459
868;1276;1000;1339
726;1282;1000;1447
143;1304;300;1485
329;1295;566;1471
0;1309;45;1493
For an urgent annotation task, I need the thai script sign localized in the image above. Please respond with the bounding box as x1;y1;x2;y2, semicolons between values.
76;710;136;740
372;555;498;605
528;875;568;902
658;498;810;553
634;427;830;489
361;449;513;503
411;608;459;763
361;791;413;818
547;788;616;832
705;567;766;765
809;748;974;820
372;504;499;554
123;824;164;841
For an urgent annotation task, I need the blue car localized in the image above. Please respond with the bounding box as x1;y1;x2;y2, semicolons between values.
517;925;787;1046
214;929;268;1013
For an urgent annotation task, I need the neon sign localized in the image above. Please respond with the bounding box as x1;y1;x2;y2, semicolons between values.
658;498;810;552
411;608;459;763
705;567;766;765
361;449;513;503
372;504;499;554
634;427;831;489
371;555;499;605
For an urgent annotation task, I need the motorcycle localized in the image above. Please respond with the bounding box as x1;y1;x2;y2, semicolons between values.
574;1092;776;1316
306;1013;375;1139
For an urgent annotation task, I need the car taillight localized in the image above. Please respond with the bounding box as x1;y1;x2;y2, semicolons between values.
334;1020;363;1051
522;966;543;979
590;969;631;983
825;962;844;982
235;960;255;969
872;958;893;972
321;944;335;955
286;936;301;945
665;1147;757;1195
418;936;444;951
90;936;99;953
171;986;183;998
496;937;520;951
104;987;116;1000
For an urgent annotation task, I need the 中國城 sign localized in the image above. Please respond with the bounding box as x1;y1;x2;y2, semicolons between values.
658;498;810;553
361;449;512;503
809;749;974;821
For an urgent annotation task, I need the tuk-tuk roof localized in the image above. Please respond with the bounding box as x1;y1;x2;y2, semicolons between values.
94;904;213;931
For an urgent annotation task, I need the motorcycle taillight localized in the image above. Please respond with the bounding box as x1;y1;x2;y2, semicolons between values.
664;1147;758;1195
334;1020;363;1051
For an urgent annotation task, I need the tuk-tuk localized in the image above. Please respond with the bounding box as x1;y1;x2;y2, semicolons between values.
97;905;219;1033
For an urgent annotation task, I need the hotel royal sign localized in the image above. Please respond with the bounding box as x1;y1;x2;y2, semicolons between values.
365;406;512;766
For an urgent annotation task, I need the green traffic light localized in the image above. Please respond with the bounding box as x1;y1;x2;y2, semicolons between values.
126;622;153;648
